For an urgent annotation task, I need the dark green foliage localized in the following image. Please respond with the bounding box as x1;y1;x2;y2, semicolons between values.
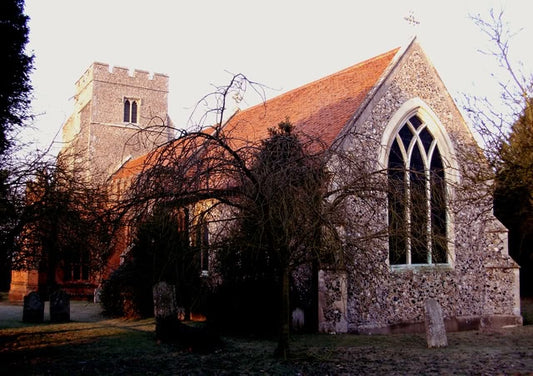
101;207;203;318
495;100;533;296
0;170;16;290
0;0;34;155
212;236;281;336
0;0;33;288
213;121;327;355
99;264;126;317
100;261;152;318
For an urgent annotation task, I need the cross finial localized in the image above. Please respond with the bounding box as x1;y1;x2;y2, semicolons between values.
404;10;420;27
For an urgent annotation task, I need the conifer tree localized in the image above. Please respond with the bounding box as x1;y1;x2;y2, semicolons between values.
0;0;34;155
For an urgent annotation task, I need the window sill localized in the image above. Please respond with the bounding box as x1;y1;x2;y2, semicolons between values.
390;263;453;273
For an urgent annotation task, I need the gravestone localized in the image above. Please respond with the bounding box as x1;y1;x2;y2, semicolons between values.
93;286;102;303
22;291;44;323
153;281;178;342
292;308;305;332
424;298;448;348
50;289;70;323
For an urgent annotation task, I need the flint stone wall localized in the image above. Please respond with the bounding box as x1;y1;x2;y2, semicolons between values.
62;62;172;185
320;41;521;333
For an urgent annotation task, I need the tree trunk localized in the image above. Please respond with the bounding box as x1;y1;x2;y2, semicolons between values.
276;264;290;359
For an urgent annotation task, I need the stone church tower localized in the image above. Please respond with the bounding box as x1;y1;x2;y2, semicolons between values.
8;63;173;301
61;62;173;183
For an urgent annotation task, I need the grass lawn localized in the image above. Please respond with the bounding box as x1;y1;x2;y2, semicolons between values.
0;298;532;375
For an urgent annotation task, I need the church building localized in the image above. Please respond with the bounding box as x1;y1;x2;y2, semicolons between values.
10;38;522;333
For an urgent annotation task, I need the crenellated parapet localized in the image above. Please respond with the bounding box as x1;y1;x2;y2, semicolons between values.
75;62;168;96
60;60;172;187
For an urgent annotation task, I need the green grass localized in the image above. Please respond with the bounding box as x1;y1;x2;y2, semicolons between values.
1;318;532;375
1;300;533;375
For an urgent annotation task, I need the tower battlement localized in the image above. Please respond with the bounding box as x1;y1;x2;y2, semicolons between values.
63;61;172;185
75;62;169;95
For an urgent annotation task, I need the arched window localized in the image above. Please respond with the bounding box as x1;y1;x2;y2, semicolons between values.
123;98;139;123
131;100;138;123
387;114;448;265
123;99;130;122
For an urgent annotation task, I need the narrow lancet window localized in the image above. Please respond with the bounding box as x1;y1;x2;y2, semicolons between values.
123;99;131;122
123;98;139;123
131;100;138;123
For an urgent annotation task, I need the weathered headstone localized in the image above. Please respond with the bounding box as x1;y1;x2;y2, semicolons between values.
22;291;44;323
292;307;305;332
153;281;178;342
50;289;70;323
424;298;448;348
153;281;177;318
93;286;102;303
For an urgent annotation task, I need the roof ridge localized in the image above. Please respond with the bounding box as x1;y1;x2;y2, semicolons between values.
113;46;402;179
232;47;400;119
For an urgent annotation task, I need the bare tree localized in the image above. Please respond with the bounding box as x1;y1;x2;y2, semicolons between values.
119;74;349;356
464;8;533;294
465;9;532;168
3;146;119;297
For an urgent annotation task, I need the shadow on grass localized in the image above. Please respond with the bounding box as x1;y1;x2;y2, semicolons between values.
2;322;533;375
0;325;162;375
1;298;533;375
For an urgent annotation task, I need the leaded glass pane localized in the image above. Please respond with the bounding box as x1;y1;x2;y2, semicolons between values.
431;147;447;263
409;115;423;129
398;125;413;151
131;100;138;123
124;99;130;122
388;139;407;265
419;127;433;154
409;144;428;263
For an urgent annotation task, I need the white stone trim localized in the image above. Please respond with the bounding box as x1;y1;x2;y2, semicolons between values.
379;98;457;268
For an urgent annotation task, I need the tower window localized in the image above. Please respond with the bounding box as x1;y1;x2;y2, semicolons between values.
388;115;448;265
123;98;139;123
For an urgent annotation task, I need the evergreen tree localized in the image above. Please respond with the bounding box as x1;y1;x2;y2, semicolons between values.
0;0;34;155
0;0;34;291
220;121;327;357
495;100;533;295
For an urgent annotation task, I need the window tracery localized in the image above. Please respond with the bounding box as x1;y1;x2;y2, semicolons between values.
388;114;448;265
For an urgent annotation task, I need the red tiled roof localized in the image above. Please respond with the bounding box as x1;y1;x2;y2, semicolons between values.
223;48;399;147
112;153;149;179
113;47;399;180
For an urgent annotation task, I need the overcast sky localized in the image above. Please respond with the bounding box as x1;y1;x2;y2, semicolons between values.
23;0;533;154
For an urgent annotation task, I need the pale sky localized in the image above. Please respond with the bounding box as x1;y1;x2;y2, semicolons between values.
22;0;533;154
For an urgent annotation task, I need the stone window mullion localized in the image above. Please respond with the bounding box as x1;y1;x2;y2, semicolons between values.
388;114;448;267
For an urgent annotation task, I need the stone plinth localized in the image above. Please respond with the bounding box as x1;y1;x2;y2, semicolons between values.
9;270;40;302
